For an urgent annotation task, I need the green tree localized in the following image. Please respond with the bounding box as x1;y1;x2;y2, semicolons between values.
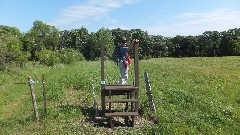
95;28;115;60
171;35;198;57
129;29;150;59
0;25;29;67
219;28;240;56
149;35;169;57
27;20;60;60
60;28;89;53
231;39;240;55
199;31;220;57
170;35;184;57
82;33;97;60
82;28;114;60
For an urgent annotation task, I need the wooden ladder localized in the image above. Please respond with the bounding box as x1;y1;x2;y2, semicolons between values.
103;85;139;128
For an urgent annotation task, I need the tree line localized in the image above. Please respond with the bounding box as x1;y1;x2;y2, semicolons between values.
0;20;240;69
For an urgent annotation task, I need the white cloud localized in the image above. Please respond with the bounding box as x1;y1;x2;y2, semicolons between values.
177;9;230;18
50;5;109;26
177;9;240;26
50;0;138;27
146;9;240;37
62;5;107;18
89;0;137;7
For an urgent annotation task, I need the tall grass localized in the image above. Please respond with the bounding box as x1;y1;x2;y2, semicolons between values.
0;57;239;134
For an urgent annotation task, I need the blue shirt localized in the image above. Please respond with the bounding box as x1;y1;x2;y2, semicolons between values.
119;46;128;61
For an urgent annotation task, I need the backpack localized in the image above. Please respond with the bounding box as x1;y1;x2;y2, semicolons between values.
112;45;121;63
112;45;132;67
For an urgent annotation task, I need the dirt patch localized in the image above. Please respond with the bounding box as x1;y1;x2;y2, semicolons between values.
92;115;155;128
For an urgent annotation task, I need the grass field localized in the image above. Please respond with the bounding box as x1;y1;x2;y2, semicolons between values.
0;57;240;134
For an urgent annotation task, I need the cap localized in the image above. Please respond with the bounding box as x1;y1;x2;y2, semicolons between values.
121;36;127;41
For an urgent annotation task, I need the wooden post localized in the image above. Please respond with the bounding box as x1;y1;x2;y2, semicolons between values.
100;39;105;113
144;72;156;112
28;76;40;123
42;73;47;117
134;43;139;112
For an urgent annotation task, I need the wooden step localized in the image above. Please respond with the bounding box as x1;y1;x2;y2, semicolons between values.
105;99;138;103
104;85;138;91
105;112;139;117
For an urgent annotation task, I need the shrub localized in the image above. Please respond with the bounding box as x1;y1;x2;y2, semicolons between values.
36;48;85;66
0;35;30;68
36;49;59;66
58;48;84;64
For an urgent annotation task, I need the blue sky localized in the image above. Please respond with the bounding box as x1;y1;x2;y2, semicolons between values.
1;0;240;37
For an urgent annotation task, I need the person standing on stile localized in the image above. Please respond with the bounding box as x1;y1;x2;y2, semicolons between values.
118;37;139;84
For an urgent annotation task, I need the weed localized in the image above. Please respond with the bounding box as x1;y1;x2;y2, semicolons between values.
0;57;240;134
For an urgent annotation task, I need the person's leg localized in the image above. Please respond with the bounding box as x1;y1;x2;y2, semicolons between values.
119;62;125;84
119;61;128;84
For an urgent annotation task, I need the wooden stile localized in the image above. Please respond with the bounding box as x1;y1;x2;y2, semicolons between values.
100;39;140;128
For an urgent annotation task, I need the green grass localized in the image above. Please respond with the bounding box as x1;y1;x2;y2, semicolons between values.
0;57;240;134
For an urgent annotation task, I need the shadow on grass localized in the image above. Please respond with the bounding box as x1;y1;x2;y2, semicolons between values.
79;107;135;128
57;103;140;128
79;107;157;128
236;99;240;104
57;104;107;127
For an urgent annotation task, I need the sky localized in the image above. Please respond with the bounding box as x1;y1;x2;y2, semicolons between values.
0;0;240;37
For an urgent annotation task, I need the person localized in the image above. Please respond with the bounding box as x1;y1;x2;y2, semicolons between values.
118;36;139;84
